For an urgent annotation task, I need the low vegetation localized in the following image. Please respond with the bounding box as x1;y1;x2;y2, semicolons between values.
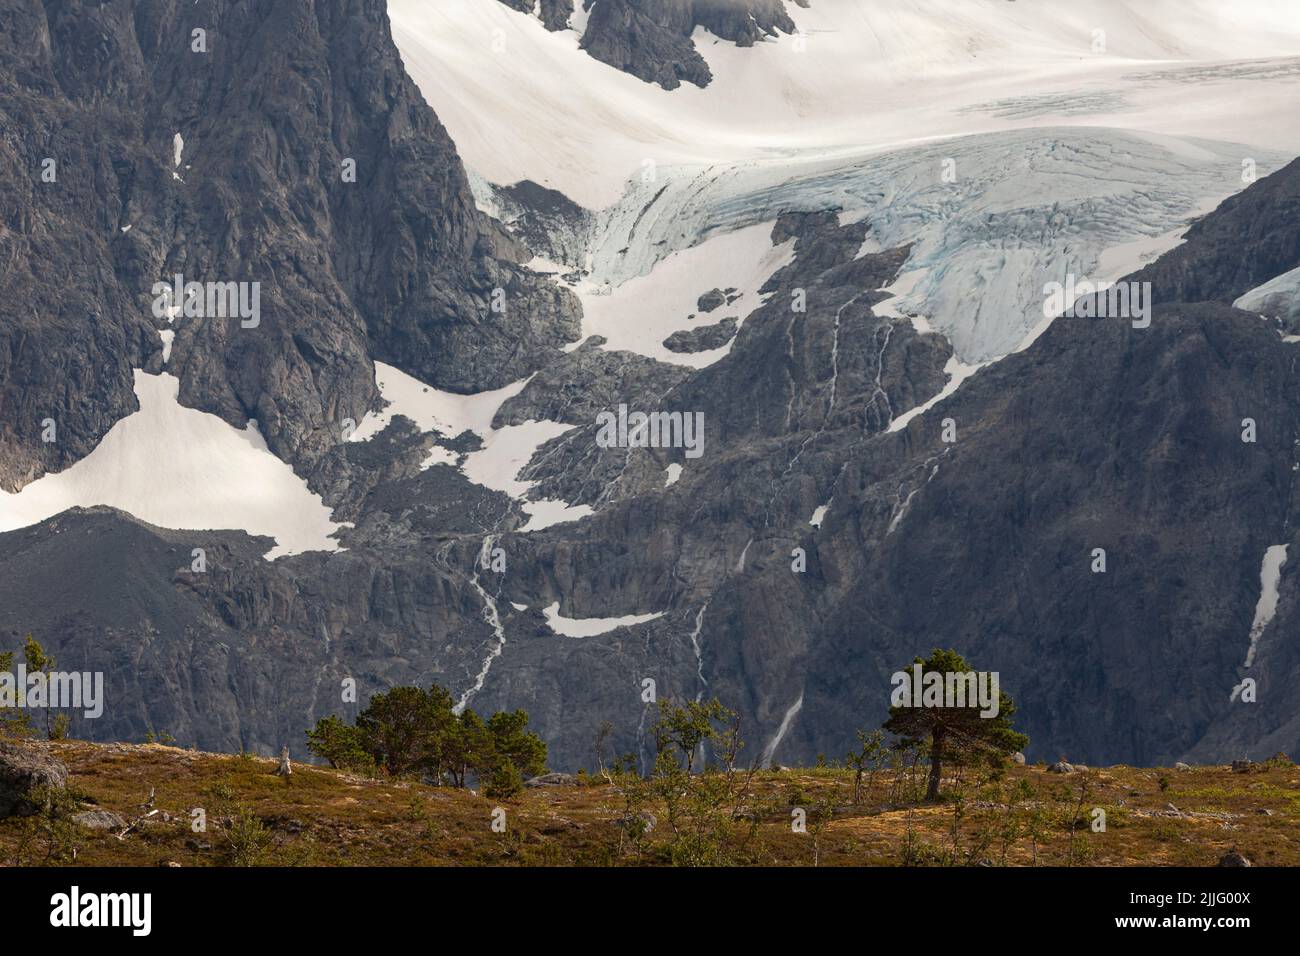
2;649;1295;866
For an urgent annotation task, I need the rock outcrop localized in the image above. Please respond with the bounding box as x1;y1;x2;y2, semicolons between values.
0;742;68;817
578;0;801;89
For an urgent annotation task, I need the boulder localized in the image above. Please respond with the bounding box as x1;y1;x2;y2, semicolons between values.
72;809;128;831
524;772;577;788
1047;761;1076;774
696;289;728;313
616;811;656;835
1217;849;1252;867
0;742;69;817
1174;762;1192;771
1009;752;1027;765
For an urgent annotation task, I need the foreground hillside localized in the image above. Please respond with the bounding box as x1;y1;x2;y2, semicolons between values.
1;741;1296;867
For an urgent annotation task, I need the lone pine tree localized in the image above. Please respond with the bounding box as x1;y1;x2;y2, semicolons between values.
883;648;1029;801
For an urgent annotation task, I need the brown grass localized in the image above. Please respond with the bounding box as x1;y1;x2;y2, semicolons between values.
1;741;1296;867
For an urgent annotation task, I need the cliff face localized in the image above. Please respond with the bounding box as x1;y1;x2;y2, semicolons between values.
4;0;1300;775
0;0;579;492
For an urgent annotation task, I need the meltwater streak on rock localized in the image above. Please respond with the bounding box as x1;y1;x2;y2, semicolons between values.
762;692;803;768
455;535;509;715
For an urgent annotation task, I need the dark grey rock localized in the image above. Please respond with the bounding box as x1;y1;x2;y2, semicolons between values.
697;288;728;313
497;0;575;32
663;317;737;353
579;0;798;90
616;810;656;834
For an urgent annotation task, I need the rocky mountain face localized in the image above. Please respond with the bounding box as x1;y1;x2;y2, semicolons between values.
0;0;579;491
4;0;1299;775
498;0;576;33
495;0;804;89
1130;160;1300;308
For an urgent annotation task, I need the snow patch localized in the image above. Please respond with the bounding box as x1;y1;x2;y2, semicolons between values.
542;601;664;638
1247;545;1288;668
0;371;342;559
574;222;793;367
351;363;592;532
1234;265;1300;323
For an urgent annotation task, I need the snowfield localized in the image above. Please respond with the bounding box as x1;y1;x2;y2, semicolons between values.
0;372;343;559
389;0;1300;209
1235;265;1300;323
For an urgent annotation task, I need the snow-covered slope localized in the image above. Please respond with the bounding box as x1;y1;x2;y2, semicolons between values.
390;0;1300;208
0;372;343;559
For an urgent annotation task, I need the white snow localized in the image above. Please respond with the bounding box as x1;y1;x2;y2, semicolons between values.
573;222;793;367
171;132;185;182
0;371;343;559
518;499;594;532
888;356;982;433
390;0;1298;435
1232;543;1289;700
350;361;526;442
542;601;664;638
351;362;592;531
390;0;1300;210
809;504;828;528
1234;265;1300;323
158;329;175;363
664;463;683;487
1245;545;1288;668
